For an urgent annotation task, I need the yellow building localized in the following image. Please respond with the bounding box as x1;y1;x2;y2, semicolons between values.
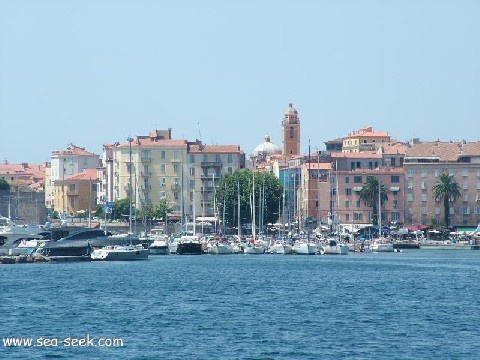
342;126;391;153
53;169;98;218
110;130;245;223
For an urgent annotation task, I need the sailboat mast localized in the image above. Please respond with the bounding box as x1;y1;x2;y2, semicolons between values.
193;188;196;236
378;179;381;238
128;137;133;234
252;172;256;241
237;179;241;239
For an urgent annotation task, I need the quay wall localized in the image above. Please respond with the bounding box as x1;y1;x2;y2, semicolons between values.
0;190;48;225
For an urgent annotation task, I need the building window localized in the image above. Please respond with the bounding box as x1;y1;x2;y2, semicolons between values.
345;188;352;196
190;180;195;189
173;164;179;173
354;176;362;183
70;197;75;208
391;175;400;183
345;176;350;184
407;169;413;177
356;200;361;208
69;184;76;193
290;127;294;139
160;164;166;173
421;170;427;177
190;167;195;176
393;199;398;208
407;194;414;202
173;151;179;160
228;167;232;173
161;151;166;159
391;212;399;221
228;154;233;163
345;200;350;208
421;194;427;202
190;155;195;163
354;213;362;221
345;213;350;221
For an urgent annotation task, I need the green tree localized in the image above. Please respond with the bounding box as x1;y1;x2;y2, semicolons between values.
216;170;283;232
112;198;132;221
358;176;389;226
432;173;461;227
139;199;172;225
0;179;10;191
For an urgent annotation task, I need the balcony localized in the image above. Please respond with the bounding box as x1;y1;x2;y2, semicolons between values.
141;185;151;191
141;157;151;163
201;174;221;180
141;171;151;177
201;161;222;168
171;183;180;191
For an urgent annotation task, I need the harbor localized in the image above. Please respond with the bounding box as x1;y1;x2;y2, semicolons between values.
2;250;480;359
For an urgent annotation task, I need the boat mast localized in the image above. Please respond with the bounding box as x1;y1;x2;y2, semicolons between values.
378;178;381;239
252;171;256;241
128;137;133;234
237;179;241;239
193;188;196;236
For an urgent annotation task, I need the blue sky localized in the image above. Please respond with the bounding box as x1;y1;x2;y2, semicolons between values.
1;0;479;164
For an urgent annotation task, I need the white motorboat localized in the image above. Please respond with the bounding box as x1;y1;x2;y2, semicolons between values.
91;244;149;261
268;240;292;254
293;241;317;255
0;216;45;247
243;243;265;254
148;233;170;255
370;239;394;252
208;241;234;255
320;239;349;255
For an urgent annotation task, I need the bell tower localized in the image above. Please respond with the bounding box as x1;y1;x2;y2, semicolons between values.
282;103;300;155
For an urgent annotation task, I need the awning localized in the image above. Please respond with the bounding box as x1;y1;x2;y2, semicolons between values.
390;187;400;192
353;187;363;192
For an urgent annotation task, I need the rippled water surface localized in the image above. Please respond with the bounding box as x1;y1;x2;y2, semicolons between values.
2;250;480;359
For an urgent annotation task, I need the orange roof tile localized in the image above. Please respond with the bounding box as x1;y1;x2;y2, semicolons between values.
188;144;243;154
65;169;98;181
406;141;480;162
116;139;188;148
331;152;381;159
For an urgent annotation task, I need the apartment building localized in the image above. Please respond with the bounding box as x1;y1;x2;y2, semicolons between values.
108;130;245;223
53;169;98;217
45;144;100;209
404;141;480;226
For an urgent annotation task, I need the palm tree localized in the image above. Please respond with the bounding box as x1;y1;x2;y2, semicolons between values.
358;176;389;226
432;173;461;227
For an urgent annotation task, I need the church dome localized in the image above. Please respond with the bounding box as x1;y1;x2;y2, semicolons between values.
253;135;281;156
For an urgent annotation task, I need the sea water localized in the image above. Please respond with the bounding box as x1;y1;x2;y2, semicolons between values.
1;250;480;359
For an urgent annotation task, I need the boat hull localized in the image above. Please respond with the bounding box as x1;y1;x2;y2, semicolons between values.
177;242;203;255
91;246;149;261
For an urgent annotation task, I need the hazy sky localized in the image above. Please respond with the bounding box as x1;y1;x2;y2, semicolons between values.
1;0;479;164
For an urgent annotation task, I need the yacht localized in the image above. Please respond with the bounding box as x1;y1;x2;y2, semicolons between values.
149;235;170;255
91;243;149;260
176;235;203;255
370;239;394;252
0;216;45;247
320;238;349;255
208;241;234;255
268;240;292;254
36;229;139;257
293;240;317;255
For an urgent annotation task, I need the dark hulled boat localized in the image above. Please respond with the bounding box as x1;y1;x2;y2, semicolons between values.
176;236;203;255
36;229;141;257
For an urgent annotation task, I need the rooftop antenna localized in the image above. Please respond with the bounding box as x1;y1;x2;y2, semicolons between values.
198;121;202;142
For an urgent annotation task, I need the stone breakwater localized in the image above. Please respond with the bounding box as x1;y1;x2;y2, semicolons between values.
0;254;48;264
0;254;91;264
